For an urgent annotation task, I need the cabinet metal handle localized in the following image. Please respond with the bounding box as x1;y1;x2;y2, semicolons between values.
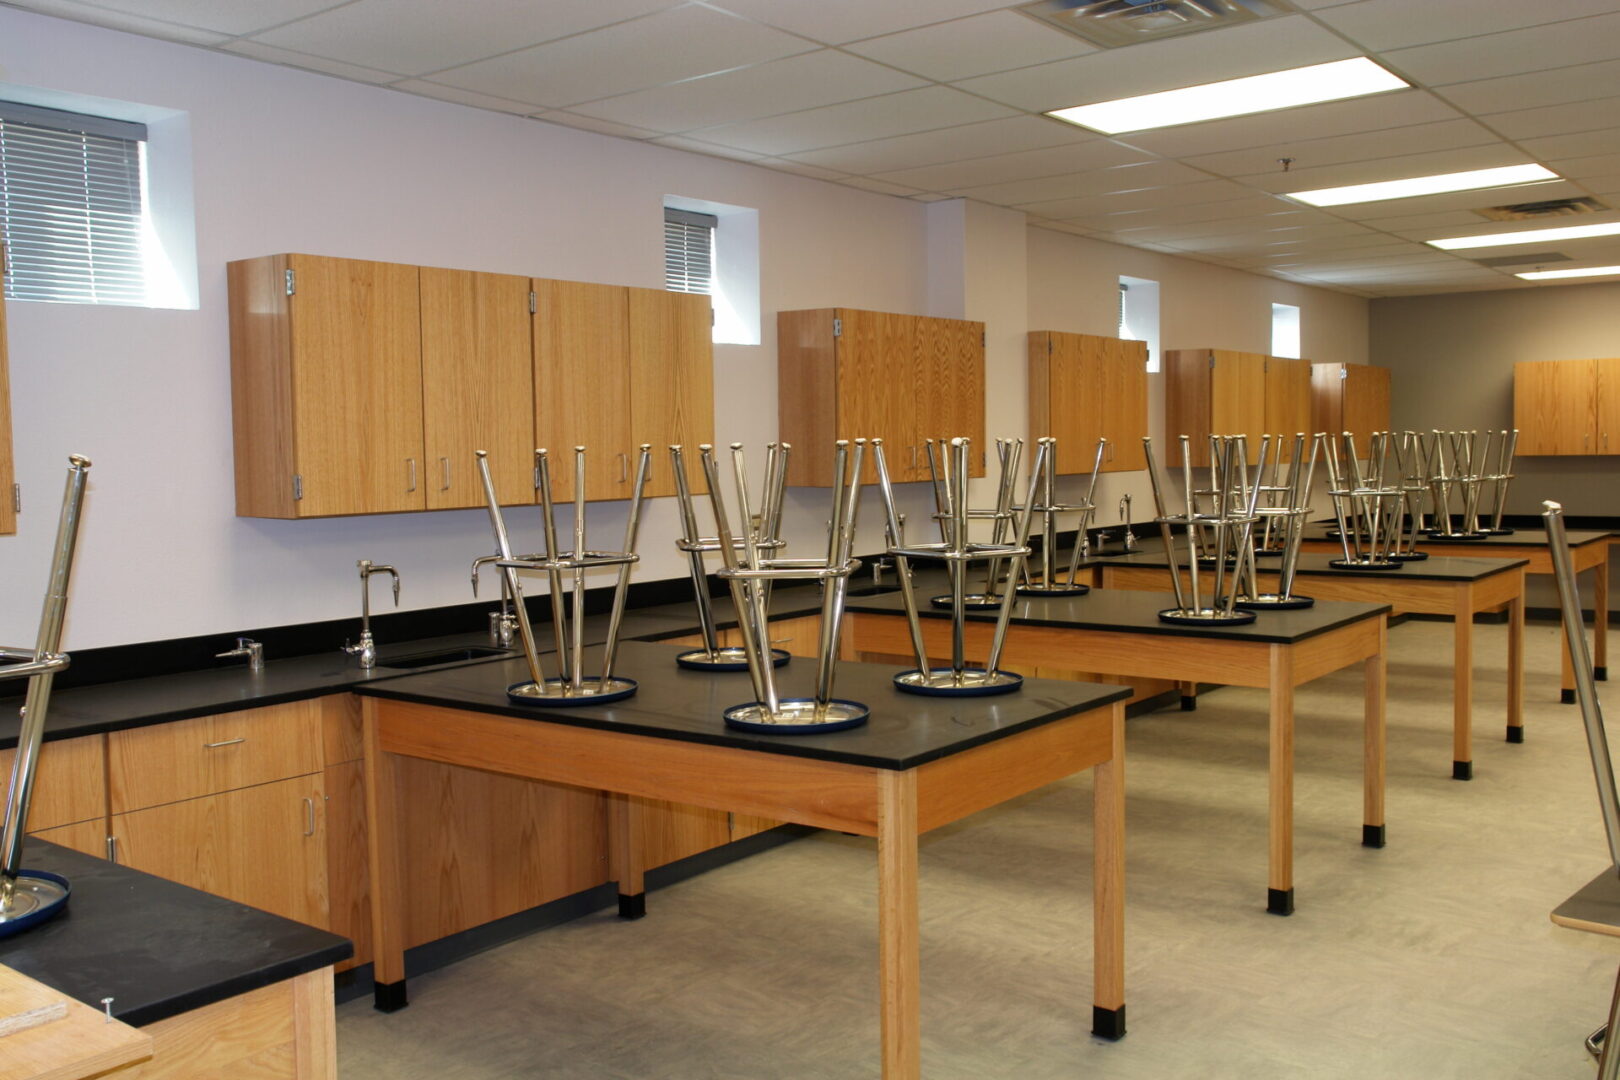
303;797;316;837
203;737;245;749
911;445;919;469
440;457;451;491
407;458;417;492
619;453;628;483
106;836;118;863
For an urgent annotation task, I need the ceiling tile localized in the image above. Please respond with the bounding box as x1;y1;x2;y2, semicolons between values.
1076;195;1301;230
1114;91;1461;160
953;160;1210;204
1163;223;1377;252
1545;152;1620;180
51;0;345;35
1436;58;1620;116
1395;207;1620;246
837;176;925;197
399;80;548;115
1184;118;1497;179
246;0;682;77
872;139;1152;190
565;50;927;132
221;40;403;82
759;159;850;181
648;134;769;161
842;10;1096;82
1328;180;1591;220
429;5;815;108
1480;95;1620;142
953;15;1360;112
3;0;231;42
1251;144;1545;195
702;0;1015;46
1110;210;1337;242
1018;179;1265;219
532;109;661;137
783;115;1085;174
690;86;1018;156
1521;128;1620;162
1383;12;1620;86
1311;0;1620;52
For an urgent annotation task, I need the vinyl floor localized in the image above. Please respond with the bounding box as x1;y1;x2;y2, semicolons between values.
337;615;1619;1079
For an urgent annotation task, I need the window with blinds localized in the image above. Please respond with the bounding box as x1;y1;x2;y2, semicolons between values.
0;101;149;306
664;207;715;295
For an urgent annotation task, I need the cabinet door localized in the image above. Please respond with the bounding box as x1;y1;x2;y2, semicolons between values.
0;735;104;831
1341;364;1390;448
114;774;328;930
1264;357;1312;460
628;287;713;498
1102;338;1147;473
1310;364;1344;438
838;309;921;480
919;316;985;477
0;247;14;534
420;268;534;509
534;279;629;502
1209;350;1268;463
1514;359;1592;455
287;255;425;516
1036;332;1101;476
1594;358;1620;455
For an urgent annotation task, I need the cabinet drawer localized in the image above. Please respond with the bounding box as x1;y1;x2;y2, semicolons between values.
109;700;323;813
0;735;104;830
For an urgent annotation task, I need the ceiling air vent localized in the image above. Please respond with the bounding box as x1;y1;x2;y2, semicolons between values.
1018;0;1294;49
1471;252;1573;268
1476;196;1607;222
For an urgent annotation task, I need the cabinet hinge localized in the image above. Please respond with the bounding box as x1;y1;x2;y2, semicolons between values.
1340;366;1348;380
832;317;842;338
528;291;537;315
981;331;987;347
284;269;296;296
1209;356;1216;370
10;483;17;515
293;474;304;501
1048;338;1053;355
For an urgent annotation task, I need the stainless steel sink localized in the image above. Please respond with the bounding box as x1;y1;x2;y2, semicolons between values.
377;646;509;669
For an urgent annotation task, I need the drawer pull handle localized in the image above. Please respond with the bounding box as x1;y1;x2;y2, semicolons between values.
303;797;316;837
203;738;245;749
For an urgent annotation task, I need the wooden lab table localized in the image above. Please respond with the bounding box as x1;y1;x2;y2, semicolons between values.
1093;552;1527;781
1302;526;1614;703
847;589;1389;917
356;641;1131;1080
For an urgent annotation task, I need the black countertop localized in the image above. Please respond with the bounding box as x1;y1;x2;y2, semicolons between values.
1091;550;1529;582
1303;523;1615;549
848;586;1389;645
0;839;350;1026
355;639;1130;772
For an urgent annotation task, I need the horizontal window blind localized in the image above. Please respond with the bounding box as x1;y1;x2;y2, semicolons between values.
664;207;716;295
0;101;149;306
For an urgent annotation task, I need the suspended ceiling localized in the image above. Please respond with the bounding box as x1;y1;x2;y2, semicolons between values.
9;0;1620;297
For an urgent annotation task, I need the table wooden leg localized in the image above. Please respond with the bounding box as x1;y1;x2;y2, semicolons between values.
1364;617;1387;850
1268;646;1295;916
1092;701;1126;1040
361;700;409;1012
1507;585;1525;743
608;793;647;919
1596;556;1610;682
877;770;920;1080
1453;585;1474;781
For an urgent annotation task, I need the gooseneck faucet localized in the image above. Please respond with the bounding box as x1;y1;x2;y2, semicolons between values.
342;559;400;669
472;554;518;647
1120;493;1137;552
215;637;264;672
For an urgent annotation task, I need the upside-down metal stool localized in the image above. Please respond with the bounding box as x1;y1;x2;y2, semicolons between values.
1143;434;1267;626
475;446;650;706
1482;428;1519;535
1235;432;1321;610
1017;437;1106;598
1544;499;1620;1080
690;440;867;732
669;443;790;672
873;436;1047;696
0;455;92;937
1384;430;1432;562
1425;429;1490;541
919;437;1025;609
1323;431;1406;570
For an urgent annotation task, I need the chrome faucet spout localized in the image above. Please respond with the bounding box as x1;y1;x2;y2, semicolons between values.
342;559;400;669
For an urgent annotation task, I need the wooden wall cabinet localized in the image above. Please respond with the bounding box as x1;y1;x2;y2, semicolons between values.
1311;363;1390;449
1264;357;1312;447
1027;331;1148;474
778;308;985;485
1164;349;1266;465
1513;358;1620;455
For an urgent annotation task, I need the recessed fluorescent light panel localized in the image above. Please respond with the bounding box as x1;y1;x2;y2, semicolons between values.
1287;164;1558;207
1429;222;1620;250
1046;57;1408;135
1516;265;1620;280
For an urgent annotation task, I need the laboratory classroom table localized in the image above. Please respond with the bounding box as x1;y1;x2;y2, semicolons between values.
1092;551;1527;780
847;588;1389;917
1300;525;1614;703
355;641;1132;1080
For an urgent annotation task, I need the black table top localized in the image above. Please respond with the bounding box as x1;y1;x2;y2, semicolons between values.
354;639;1129;772
848;586;1388;645
1302;523;1614;549
1092;550;1528;582
0;839;350;1027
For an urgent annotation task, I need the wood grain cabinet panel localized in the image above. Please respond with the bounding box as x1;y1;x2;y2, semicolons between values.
323;759;370;972
1028;331;1147;474
420;268;534;509
628;287;714;499
108;700;323;814
1263;357;1312;451
1514;357;1618;456
1597;358;1620;455
31;819;105;857
1312;363;1391;450
0;734;103;831
1169;349;1325;465
534;279;631;502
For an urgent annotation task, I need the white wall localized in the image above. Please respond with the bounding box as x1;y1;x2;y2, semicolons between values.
0;9;1371;650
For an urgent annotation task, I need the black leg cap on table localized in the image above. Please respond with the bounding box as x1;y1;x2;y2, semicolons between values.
1267;888;1294;916
1506;725;1525;744
1563;688;1578;705
1452;760;1473;781
618;892;646;920
1598;666;1609;682
1180;695;1197;712
374;980;409;1013
1092;1005;1127;1041
1362;824;1386;849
